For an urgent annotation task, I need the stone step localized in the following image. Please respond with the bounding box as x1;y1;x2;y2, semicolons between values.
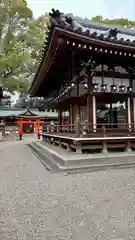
28;141;135;173
29;143;62;173
33;141;65;166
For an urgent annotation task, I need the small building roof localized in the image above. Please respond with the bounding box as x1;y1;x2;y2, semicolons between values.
0;108;58;118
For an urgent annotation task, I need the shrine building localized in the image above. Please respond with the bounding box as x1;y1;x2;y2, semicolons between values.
29;9;135;154
0;107;58;134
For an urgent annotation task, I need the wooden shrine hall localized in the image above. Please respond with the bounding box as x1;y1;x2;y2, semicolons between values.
29;9;135;154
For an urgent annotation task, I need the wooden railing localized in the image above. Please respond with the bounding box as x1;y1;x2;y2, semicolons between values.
43;124;76;133
42;123;135;137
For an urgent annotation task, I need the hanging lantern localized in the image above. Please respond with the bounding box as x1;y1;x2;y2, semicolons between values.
119;85;126;93
111;84;117;93
67;85;71;90
92;83;99;92
71;83;75;88
64;89;68;94
127;86;132;94
84;83;88;89
100;84;108;92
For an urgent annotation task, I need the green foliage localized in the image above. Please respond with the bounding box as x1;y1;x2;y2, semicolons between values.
66;13;73;18
25;15;47;62
1;1;135;96
0;0;50;94
0;0;34;93
91;16;103;22
91;15;135;28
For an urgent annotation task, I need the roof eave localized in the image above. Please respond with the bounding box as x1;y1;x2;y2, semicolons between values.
29;28;58;96
30;27;135;97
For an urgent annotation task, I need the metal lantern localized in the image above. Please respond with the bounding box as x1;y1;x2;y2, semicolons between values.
67;86;71;90
92;83;99;92
127;86;132;94
71;83;75;88
100;84;108;92
64;89;68;93
84;83;88;89
110;84;117;93
119;85;126;93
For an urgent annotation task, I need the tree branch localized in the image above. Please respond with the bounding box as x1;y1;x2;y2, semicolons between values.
1;68;13;78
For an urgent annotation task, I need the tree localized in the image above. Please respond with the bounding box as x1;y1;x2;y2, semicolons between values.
91;16;103;22
24;14;49;68
91;16;135;28
0;0;34;93
0;96;12;107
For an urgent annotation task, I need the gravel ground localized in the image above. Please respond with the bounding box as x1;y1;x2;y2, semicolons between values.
0;142;135;239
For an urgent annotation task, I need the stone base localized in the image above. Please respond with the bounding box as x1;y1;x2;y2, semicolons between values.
29;141;135;173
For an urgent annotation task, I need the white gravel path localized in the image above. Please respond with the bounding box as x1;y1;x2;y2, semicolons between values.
0;142;135;239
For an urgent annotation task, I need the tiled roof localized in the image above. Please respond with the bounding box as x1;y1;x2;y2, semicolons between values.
0;108;58;118
0;110;26;117
29;9;135;97
49;9;135;46
33;110;58;118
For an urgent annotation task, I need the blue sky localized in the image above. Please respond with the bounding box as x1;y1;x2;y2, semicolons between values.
27;0;135;20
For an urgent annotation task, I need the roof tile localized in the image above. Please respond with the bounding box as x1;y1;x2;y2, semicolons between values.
49;9;135;46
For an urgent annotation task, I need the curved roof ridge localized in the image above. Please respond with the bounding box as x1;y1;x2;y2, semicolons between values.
73;17;135;36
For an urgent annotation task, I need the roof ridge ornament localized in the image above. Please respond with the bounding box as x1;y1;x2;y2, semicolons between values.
109;28;118;38
49;9;73;29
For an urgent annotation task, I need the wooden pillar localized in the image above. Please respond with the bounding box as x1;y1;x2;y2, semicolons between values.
130;98;133;130
75;113;80;137
34;120;37;133
128;74;134;131
69;104;73;132
69;104;73;124
129;97;135;131
92;95;96;131
74;78;80;136
87;75;93;131
58;109;62;125
36;118;40;132
36;118;40;139
76;78;80;115
87;95;93;130
110;103;113;125
133;98;135;130
19;118;23;140
127;97;131;130
74;104;80;137
57;109;62;132
87;95;97;131
61;118;64;129
67;106;70;125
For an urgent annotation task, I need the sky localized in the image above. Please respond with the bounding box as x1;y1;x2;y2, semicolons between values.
27;0;135;20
